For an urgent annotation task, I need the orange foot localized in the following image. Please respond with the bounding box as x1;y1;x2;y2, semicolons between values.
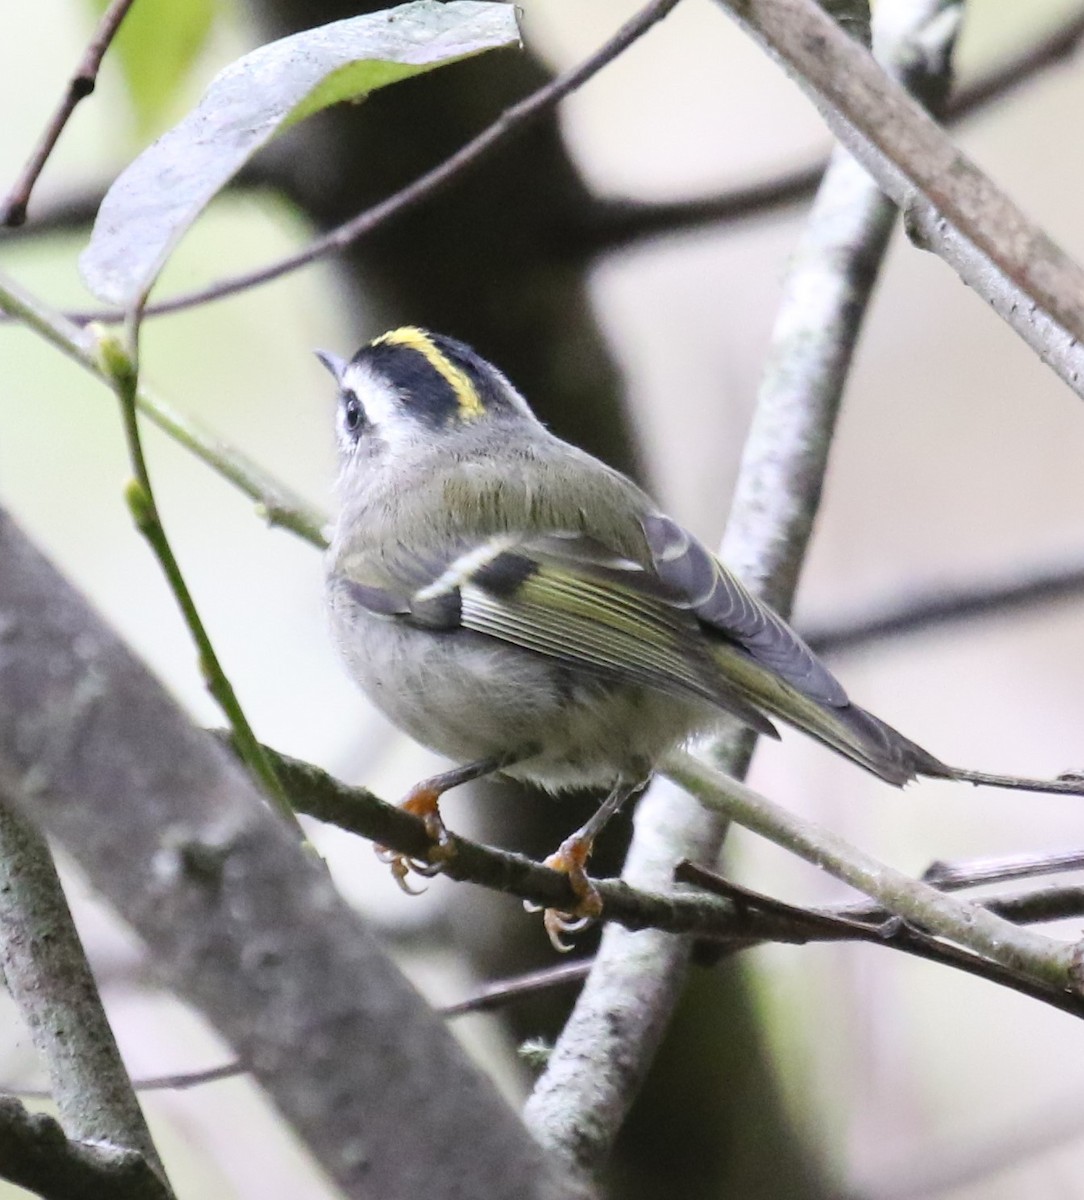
375;782;455;895
535;832;603;953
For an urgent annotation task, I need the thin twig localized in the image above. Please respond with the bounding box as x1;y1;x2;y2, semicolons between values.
0;800;170;1191
947;6;1084;122
920;848;1084;889
0;0;139;227
678;862;1084;1018
564;4;1084;253
0;267;328;546
95;328;307;840
9;844;1084;1107
802;555;1084;655
5;4;1083;291
241;741;1084;956
36;0;683;325
665;750;1075;993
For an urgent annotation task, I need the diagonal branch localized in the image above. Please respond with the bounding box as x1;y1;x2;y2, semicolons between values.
565;4;1084;253
0;800;170;1194
712;0;1084;400
664;751;1076;993
5;6;1084;260
61;0;684;325
0;506;569;1200
0;0;138;227
0;1097;170;1200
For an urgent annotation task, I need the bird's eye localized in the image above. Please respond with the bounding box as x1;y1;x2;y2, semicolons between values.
342;391;364;433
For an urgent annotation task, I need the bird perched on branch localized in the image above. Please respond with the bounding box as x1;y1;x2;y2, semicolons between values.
319;326;1081;949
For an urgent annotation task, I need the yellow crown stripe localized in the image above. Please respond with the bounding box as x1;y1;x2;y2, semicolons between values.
373;327;484;420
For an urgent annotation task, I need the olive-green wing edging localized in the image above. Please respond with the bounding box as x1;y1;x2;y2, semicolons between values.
458;555;780;738
336;531;780;737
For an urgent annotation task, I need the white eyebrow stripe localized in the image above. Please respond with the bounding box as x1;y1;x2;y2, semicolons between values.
340;362;402;429
414;536;520;603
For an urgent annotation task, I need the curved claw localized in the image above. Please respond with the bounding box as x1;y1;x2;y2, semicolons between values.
543;907;595;953
374;843;445;895
530;833;607;951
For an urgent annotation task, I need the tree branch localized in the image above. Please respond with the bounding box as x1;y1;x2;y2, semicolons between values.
0;0;138;227
801;554;1084;655
10;5;1084;269
0;506;570;1200
0;1097;170;1200
0;800;169;1194
0;266;328;546
563;4;1084;254
711;0;1084;400
45;0;683;325
664;752;1076;993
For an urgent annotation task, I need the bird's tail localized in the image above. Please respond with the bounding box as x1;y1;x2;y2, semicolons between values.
710;640;1084;795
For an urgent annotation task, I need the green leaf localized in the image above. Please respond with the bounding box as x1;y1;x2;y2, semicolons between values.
79;1;521;309
86;0;218;133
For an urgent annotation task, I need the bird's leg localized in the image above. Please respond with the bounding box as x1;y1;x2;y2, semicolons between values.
536;779;643;952
377;755;513;894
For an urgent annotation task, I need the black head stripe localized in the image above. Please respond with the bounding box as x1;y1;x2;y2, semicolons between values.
426;332;522;415
356;340;463;427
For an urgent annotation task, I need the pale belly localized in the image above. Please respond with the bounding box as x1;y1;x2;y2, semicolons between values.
328;598;711;792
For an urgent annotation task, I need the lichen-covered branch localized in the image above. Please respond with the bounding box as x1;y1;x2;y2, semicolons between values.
0;801;169;1194
0;1097;170;1200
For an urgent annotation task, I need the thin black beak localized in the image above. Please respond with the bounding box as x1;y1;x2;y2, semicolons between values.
314;348;348;384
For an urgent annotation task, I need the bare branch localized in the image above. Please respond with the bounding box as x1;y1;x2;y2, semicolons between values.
0;266;328;547
712;0;1084;399
9;834;1084;1107
6;5;1084;269
0;1097;170;1200
567;4;1084;253
802;554;1084;655
0;506;570;1200
0;0;138;227
51;0;683;325
947;6;1084;122
0;801;169;1191
663;753;1077;994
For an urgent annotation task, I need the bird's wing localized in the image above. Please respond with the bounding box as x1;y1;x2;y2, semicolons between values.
640;513;847;706
332;531;780;738
332;521;950;785
640;513;949;784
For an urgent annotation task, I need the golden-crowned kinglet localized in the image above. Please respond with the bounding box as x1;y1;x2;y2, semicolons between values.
319;327;1075;947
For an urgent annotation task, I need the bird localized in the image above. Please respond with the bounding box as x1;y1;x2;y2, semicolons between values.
319;326;1081;949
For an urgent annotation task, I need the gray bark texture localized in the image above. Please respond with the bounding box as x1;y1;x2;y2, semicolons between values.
0;505;572;1200
0;798;167;1184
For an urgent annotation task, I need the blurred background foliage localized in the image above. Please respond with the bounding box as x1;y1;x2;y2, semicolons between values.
2;1;1084;1197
